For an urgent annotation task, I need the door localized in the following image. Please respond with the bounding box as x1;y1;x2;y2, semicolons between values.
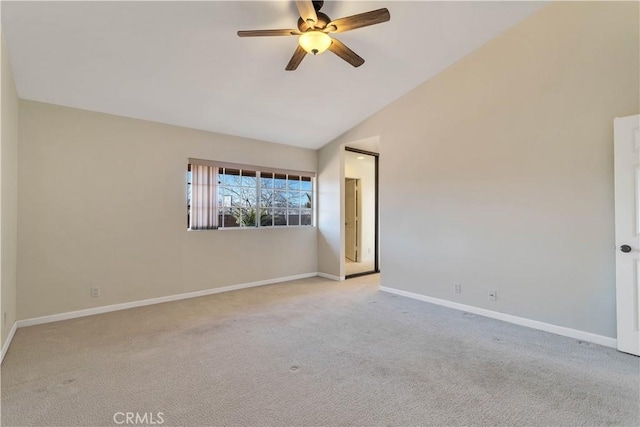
344;147;380;278
614;114;640;356
345;178;358;262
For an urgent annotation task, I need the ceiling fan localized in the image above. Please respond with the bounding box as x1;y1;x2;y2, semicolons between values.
237;0;390;71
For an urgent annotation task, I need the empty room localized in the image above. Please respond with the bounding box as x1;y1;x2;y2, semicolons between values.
1;1;639;426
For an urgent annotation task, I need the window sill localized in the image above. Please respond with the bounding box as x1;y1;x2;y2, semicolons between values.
188;225;315;231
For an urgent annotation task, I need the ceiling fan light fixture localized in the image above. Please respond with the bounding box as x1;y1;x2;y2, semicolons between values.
237;2;390;70
298;31;331;55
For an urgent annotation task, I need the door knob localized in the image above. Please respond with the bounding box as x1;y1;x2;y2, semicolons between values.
620;245;633;253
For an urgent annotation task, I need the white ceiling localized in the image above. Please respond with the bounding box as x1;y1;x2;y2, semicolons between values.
1;1;544;149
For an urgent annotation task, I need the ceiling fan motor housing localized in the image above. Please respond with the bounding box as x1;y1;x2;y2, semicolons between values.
298;12;331;31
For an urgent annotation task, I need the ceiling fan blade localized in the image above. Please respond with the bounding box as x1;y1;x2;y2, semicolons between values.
237;29;300;37
296;0;318;28
285;45;307;71
326;8;390;33
328;38;364;67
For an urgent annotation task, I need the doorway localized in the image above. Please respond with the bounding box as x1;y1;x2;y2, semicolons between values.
345;178;359;262
344;147;379;278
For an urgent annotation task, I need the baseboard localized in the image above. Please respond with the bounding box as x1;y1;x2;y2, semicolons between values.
317;272;343;281
1;321;18;363
17;272;319;328
379;286;617;349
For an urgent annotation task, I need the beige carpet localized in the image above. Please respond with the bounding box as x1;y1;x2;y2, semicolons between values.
2;274;639;426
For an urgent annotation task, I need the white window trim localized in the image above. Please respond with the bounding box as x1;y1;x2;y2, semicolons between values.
188;158;315;178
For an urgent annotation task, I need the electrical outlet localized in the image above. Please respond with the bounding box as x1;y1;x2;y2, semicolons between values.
454;284;462;294
91;286;100;298
488;290;497;301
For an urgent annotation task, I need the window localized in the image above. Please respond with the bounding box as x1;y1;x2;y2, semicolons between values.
187;159;314;230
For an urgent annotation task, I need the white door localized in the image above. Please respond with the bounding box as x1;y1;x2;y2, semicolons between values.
614;114;640;356
345;178;358;262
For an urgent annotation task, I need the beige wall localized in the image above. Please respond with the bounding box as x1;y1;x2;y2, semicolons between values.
320;1;639;338
1;32;19;346
18;101;317;319
317;140;344;278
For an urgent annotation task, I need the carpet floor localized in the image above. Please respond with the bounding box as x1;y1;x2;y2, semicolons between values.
1;274;638;426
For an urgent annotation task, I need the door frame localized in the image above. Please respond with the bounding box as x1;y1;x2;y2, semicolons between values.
345;146;380;278
614;114;640;355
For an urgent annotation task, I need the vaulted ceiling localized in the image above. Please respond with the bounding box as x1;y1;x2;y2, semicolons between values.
1;1;545;149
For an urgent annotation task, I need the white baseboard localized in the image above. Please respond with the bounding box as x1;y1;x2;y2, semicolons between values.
317;272;343;281
18;272;319;328
1;321;18;363
380;286;617;349
13;277;613;354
